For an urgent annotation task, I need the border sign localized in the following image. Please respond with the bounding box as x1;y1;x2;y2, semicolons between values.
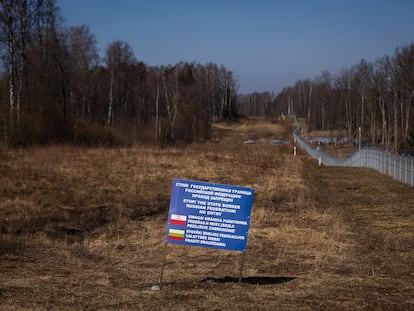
165;179;254;252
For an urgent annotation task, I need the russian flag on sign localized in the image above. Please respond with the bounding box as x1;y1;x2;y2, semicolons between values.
170;214;187;226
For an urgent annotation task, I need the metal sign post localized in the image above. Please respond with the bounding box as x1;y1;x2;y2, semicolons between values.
239;251;246;283
159;242;168;289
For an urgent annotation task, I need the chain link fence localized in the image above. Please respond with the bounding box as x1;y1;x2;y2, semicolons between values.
292;116;414;187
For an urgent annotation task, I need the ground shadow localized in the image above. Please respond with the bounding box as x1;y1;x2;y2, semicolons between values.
201;276;296;285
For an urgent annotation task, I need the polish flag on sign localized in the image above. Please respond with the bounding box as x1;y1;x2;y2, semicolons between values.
170;214;187;226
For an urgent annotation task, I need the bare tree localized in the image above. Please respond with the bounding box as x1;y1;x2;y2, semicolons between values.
0;0;18;140
393;44;414;147
374;56;392;146
66;24;98;122
104;40;136;126
161;65;178;143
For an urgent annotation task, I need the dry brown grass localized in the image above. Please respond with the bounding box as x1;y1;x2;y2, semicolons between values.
0;117;413;310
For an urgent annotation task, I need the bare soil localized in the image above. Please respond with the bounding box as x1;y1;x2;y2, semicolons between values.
1;117;413;310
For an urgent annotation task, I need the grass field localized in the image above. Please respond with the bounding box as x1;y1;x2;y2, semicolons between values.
1;117;413;310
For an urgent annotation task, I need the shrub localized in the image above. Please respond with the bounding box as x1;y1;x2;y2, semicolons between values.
0;142;7;159
74;119;129;147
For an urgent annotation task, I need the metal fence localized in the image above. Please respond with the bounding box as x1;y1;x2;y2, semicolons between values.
292;118;414;187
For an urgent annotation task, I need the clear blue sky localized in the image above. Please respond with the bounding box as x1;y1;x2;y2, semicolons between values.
57;0;414;94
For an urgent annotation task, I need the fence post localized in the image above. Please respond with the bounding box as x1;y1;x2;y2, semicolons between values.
366;149;368;168
380;149;384;174
394;153;397;180
411;156;413;186
396;153;399;182
372;149;374;169
371;149;376;169
380;149;382;173
388;151;391;177
396;153;399;181
378;149;381;173
405;155;408;185
412;156;414;186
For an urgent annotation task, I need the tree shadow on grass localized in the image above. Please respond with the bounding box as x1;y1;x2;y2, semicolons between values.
201;276;296;286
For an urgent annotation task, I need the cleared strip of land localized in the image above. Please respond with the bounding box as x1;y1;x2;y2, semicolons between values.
0;117;413;310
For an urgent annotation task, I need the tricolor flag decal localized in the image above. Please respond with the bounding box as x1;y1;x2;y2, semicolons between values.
170;214;187;226
168;229;185;241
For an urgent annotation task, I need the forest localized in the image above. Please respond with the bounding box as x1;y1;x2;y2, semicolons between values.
239;45;414;151
0;0;237;146
1;0;413;151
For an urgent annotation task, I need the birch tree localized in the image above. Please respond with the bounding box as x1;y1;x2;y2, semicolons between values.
161;65;178;143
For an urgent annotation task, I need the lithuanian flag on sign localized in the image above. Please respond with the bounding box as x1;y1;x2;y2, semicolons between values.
168;229;185;241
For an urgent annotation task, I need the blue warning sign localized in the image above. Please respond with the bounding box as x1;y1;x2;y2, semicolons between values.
166;179;254;252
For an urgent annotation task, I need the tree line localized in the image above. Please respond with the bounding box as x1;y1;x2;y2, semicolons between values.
268;44;414;150
0;0;238;146
237;91;275;117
